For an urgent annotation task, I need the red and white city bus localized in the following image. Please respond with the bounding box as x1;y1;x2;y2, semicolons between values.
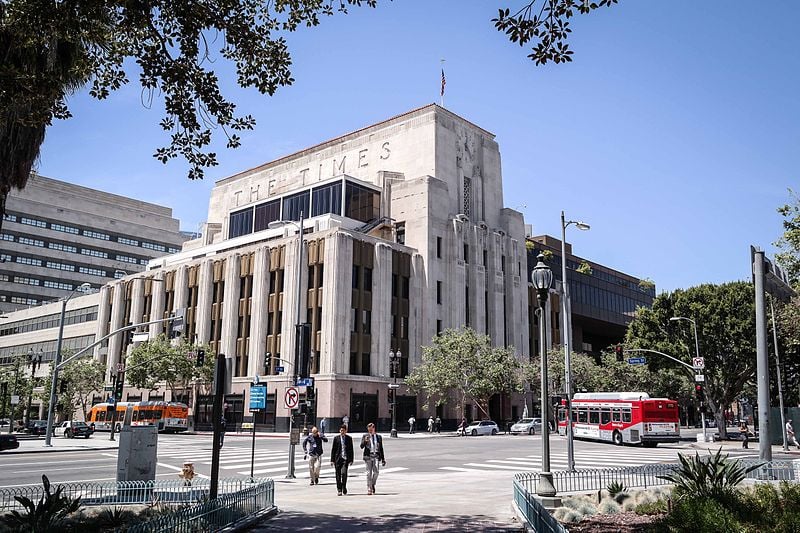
557;392;680;447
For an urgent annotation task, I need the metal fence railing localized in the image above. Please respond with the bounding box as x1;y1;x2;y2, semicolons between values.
126;479;275;533
512;479;569;533
0;478;271;513
514;459;800;495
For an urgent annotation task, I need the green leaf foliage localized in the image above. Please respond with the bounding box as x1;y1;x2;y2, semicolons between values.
0;474;82;532
126;335;215;397
625;281;756;438
775;188;800;287
657;449;761;502
406;327;523;418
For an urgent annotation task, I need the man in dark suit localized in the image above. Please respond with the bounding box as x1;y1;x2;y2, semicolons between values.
330;424;354;496
360;422;386;495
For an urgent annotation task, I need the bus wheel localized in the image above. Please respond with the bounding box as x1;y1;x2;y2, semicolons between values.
612;430;623;446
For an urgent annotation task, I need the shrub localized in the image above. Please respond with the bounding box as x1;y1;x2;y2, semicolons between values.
598;499;621;514
658;448;761;502
607;480;626;498
634;499;667;515
0;475;82;532
663;496;744;533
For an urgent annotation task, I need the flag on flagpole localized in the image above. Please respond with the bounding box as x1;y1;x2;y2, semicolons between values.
440;68;446;97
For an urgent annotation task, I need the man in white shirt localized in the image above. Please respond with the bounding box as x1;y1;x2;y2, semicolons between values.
360;422;386;495
787;419;800;450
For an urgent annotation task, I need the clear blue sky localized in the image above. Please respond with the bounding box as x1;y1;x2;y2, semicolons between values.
35;1;798;292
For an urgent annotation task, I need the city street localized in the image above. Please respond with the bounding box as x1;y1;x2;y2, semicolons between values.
1;429;784;530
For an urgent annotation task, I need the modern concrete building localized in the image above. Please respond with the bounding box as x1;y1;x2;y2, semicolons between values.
0;174;187;313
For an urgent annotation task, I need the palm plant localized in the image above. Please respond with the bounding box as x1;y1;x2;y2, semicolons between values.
0;475;82;531
658;448;762;501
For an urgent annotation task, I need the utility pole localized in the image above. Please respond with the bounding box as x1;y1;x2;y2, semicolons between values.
210;352;226;499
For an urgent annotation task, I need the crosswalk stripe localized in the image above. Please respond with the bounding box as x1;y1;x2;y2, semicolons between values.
463;463;527;471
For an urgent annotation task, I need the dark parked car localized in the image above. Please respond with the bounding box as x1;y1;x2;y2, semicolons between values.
0;434;19;451
25;420;48;436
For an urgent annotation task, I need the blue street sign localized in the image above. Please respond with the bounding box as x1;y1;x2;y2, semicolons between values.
627;357;647;365
296;377;314;387
276;366;285;373
250;385;267;411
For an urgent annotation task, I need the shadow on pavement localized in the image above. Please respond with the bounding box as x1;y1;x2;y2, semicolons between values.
247;510;523;532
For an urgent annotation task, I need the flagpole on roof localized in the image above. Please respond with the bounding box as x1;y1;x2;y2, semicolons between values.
440;58;445;107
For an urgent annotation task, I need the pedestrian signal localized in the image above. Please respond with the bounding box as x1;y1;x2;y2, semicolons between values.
614;345;624;362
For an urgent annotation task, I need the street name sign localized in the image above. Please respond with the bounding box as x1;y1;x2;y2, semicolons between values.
276;366;285;373
10;395;19;405
296;377;314;387
250;385;267;411
627;357;647;365
695;374;705;382
284;387;299;409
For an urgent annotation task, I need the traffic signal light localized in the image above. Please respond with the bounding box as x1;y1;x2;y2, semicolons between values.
196;348;205;367
695;383;705;402
296;323;312;379
264;352;271;374
114;376;124;400
59;379;68;393
614;344;624;362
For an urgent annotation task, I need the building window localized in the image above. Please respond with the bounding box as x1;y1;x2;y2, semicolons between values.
3;214;16;222
229;207;254;239
362;310;371;335
18;237;44;247
483;250;488;267
436;236;442;258
352;266;360;289
436;320;442;335
16;256;42;267
84;229;110;240
168;247;180;254
395;222;405;245
20;217;47;228
51;223;79;234
49;242;77;253
282;190;310;221
14;276;39;286
1;233;13;242
118;237;139;246
463;176;472;217
253;199;281;232
311;182;342;217
463;244;469;263
436;281;442;304
116;255;138;264
344;181;379;222
81;248;108;259
43;280;72;290
10;296;38;305
141;241;166;252
501;255;506;273
363;267;372;292
47;261;75;272
81;266;107;277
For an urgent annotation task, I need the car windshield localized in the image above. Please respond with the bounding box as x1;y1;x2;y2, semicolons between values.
517;419;534;423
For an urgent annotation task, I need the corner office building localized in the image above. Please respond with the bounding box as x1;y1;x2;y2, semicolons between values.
1;105;530;431
1;174;187;312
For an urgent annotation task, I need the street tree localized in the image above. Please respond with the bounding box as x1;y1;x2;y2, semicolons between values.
625;281;756;439
38;356;105;421
773;189;800;405
775;188;800;287
0;358;32;422
126;335;214;399
1;0;617;229
406;327;524;420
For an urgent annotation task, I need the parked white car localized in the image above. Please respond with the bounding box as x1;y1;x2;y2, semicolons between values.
465;420;499;436
54;421;93;439
510;418;543;435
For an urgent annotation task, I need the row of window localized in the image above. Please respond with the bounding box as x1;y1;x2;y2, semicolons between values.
229;179;381;239
2;232;152;266
0;272;91;292
4;212;179;254
3;250;143;277
558;407;633;424
572;279;649;317
0;306;99;337
0;334;95;365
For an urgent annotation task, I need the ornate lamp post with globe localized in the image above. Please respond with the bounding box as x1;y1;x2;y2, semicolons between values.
389;349;401;438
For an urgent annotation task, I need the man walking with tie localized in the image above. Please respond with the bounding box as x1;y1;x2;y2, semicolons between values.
360;422;386;495
330;424;354;496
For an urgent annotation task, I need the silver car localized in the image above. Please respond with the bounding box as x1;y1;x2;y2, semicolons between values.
510;418;542;435
465;420;499;436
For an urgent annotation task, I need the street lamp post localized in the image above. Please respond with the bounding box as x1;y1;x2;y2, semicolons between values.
560;211;590;472
669;316;707;442
7;356;22;435
531;253;558;501
268;210;306;479
44;283;91;447
389;350;401;438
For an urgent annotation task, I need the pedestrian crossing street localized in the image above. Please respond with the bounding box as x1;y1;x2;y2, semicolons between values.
155;444;408;479
439;446;756;474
